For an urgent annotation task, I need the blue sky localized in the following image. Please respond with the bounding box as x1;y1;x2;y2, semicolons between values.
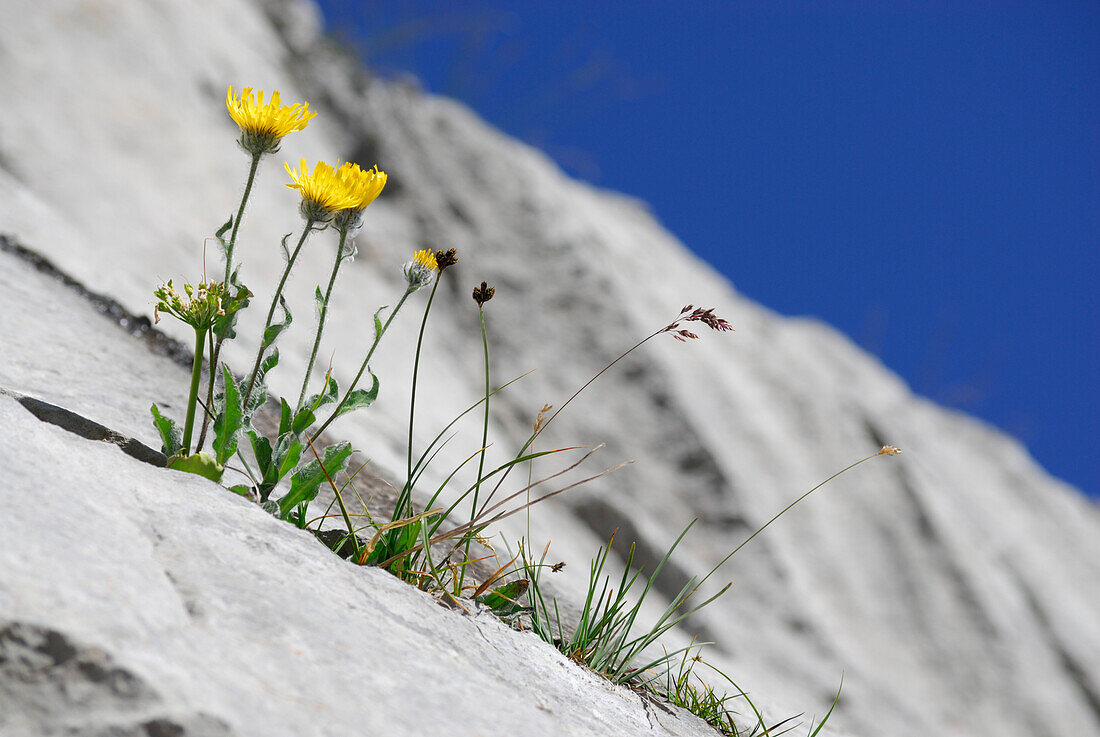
315;1;1099;497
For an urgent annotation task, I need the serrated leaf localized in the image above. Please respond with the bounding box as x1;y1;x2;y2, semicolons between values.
150;404;183;458
277;441;354;518
262;296;292;349
303;375;339;414
213;365;244;465
229;263;244;288
333;373;379;420
260;348;280;377
245;348;280;418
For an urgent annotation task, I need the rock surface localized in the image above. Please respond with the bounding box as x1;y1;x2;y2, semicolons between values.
0;336;713;736
1;1;1099;736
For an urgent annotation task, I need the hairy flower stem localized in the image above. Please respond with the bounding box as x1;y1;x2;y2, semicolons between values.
460;306;491;589
405;275;441;510
297;229;348;410
225;152;261;284
310;287;414;441
182;329;208;455
196;152;262;451
242;219;317;408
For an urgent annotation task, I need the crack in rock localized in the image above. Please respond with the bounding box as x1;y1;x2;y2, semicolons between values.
0;234;192;368
2;387;166;467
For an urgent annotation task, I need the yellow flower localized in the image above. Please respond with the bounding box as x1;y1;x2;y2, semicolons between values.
331;162;388;232
412;249;438;271
226;86;316;155
336;162;388;211
403;249;438;290
284;159;359;222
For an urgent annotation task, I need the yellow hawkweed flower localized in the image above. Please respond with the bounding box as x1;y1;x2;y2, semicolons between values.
332;162;388;231
403;249;438;290
413;249;438;271
337;162;388;210
285;159;360;222
226;86;316;155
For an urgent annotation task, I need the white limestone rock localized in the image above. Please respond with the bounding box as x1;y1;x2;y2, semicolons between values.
1;1;1098;736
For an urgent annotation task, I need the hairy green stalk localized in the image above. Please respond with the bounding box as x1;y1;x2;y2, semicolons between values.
297;228;348;410
197;151;261;450
242;218;317;408
224;152;261;284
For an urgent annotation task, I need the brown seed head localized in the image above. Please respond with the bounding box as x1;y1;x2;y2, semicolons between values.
878;445;902;456
434;248;458;272
682;307;734;333
472;281;495;307
662;305;733;339
533;404;553;434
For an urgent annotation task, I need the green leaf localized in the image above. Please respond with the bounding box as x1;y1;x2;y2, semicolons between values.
262;296;292;349
277;441;354;518
261;500;280;516
294;502;309;529
314;285;325;314
303;375;339;414
169;452;225;482
276;434;304;480
279;397;293;437
245;348;279;418
216;216;233;241
332;373;379;419
150;404;182;457
279;232;292;261
291;407;315;436
229;484;252;497
256;430;303;500
214;273;251;341
248;430;273;476
477;579;532;619
373;304;387;340
213;365;244;465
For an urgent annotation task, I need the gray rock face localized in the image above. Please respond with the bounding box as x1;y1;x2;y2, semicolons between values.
0;335;714;737
1;1;1098;736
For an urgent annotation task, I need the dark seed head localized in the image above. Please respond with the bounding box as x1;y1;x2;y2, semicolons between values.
472;281;495;307
434;248;458;272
